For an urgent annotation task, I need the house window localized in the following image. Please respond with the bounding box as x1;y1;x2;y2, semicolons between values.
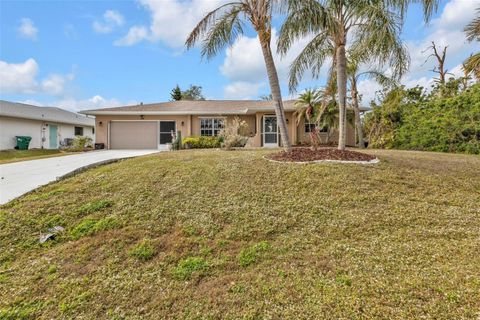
305;121;328;133
200;118;224;136
74;126;83;136
92;127;95;134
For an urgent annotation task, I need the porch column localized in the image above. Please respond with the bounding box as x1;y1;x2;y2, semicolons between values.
254;113;262;147
291;112;297;145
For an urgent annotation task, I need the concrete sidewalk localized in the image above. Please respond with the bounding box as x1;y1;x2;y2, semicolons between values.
0;150;159;205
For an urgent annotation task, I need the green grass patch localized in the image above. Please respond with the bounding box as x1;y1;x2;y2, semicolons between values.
70;216;119;239
237;241;270;267
172;257;208;280
129;240;156;261
77;200;113;215
0;149;63;164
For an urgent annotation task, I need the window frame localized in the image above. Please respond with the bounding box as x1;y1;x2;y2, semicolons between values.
74;126;84;136
199;117;225;136
304;120;328;133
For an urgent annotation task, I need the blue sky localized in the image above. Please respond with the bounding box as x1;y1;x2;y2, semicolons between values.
0;0;478;111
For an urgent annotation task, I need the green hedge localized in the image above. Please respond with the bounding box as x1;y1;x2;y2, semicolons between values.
364;84;480;154
182;136;222;149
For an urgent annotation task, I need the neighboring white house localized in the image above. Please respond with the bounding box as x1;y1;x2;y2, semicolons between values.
0;100;95;150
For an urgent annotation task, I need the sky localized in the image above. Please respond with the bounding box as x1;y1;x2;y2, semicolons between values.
0;0;479;112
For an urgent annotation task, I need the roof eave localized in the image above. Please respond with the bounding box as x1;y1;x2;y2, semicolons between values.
81;110;252;116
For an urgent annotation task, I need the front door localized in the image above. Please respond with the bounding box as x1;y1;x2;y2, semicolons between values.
49;125;58;149
159;121;176;146
263;116;278;147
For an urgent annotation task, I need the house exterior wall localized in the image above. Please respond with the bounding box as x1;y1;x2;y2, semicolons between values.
94;111;357;149
296;116;357;146
94;115;191;149
0;116;94;150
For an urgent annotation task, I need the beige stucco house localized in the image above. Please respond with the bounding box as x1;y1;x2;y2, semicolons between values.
81;100;364;149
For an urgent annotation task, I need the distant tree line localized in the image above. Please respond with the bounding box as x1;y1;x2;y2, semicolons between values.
170;84;205;101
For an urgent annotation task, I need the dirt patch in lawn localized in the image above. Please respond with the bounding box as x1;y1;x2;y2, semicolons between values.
266;147;377;163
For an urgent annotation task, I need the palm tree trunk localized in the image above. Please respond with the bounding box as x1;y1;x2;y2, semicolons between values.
336;44;347;150
351;78;364;148
259;38;292;152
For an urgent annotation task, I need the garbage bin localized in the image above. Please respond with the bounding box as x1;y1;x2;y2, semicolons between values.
15;136;32;150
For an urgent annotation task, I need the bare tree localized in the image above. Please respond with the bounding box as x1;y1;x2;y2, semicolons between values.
423;41;453;95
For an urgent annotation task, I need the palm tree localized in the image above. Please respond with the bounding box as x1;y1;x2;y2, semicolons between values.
185;0;292;151
347;56;397;148
278;0;436;150
463;7;480;80
294;88;321;125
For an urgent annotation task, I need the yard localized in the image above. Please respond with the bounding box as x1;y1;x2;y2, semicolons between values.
0;149;479;319
0;149;63;164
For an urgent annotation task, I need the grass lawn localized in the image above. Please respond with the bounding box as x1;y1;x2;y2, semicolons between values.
0;149;479;319
0;149;64;164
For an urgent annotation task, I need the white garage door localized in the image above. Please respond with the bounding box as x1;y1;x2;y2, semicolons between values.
110;121;158;149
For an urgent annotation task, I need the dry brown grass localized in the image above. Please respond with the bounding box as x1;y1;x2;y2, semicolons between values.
0;149;479;319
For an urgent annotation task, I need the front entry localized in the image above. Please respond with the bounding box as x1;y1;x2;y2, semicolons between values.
49;125;58;149
263;116;278;147
159;121;176;146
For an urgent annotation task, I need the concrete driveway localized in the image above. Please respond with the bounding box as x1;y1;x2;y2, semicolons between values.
0;150;159;205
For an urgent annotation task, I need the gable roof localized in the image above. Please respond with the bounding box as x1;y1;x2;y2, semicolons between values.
0;100;95;127
80;100;369;115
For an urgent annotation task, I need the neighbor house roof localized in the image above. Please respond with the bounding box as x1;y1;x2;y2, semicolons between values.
80;100;369;115
0;100;95;127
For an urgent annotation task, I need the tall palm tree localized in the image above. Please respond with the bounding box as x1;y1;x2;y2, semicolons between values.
185;0;292;151
278;0;436;150
347;56;397;148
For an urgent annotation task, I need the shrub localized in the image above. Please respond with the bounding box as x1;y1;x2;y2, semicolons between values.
182;136;222;149
72;136;93;150
171;130;182;151
129;240;156;261
364;84;480;154
219;117;249;150
172;257;208;280
238;241;270;267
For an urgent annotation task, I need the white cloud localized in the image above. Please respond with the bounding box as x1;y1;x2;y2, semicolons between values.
93;10;124;34
115;0;226;47
220;29;317;99
221;29;316;84
18;18;38;40
0;59;73;95
224;81;265;99
114;26;148;46
41;73;75;95
22;95;137;112
0;59;39;94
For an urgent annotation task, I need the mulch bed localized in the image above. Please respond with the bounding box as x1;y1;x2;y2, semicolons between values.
266;147;377;163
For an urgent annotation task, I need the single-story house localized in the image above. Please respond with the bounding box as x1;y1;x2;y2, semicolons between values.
81;100;367;149
0;100;95;150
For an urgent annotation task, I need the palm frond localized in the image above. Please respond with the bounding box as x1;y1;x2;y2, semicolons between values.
463;53;480;79
277;0;329;56
185;2;242;50
200;5;244;59
465;7;480;42
287;32;332;92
